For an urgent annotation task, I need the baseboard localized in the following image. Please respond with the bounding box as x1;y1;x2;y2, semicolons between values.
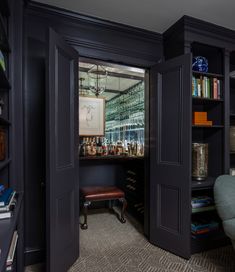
24;247;45;266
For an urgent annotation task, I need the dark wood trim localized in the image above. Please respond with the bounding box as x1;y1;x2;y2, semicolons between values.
164;15;235;51
25;1;163;67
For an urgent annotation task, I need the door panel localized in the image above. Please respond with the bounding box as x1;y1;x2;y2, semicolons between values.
46;28;79;272
149;54;191;258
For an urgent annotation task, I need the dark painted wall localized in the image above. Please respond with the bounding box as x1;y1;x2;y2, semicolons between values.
24;1;163;265
24;38;46;265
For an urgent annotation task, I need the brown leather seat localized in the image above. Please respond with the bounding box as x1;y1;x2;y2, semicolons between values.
80;186;127;229
80;186;125;201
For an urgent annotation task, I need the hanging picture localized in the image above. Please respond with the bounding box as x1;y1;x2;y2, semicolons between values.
79;96;105;136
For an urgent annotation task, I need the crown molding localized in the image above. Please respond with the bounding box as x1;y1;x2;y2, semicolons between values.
26;1;163;44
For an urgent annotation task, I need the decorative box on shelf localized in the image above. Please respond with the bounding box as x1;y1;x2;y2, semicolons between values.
192;112;213;126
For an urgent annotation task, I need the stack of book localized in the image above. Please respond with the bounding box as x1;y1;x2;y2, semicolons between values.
191;218;219;239
192;75;222;99
192;112;213;126
6;231;18;271
191;195;214;213
0;187;16;219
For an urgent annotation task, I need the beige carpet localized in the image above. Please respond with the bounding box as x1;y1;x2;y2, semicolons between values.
26;209;235;272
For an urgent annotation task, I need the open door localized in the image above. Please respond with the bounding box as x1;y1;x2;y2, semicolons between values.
149;54;192;258
46;28;79;272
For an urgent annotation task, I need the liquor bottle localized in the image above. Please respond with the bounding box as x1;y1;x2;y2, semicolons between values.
124;140;129;156
102;137;108;156
85;137;92;156
79;137;86;157
96;136;103;156
116;141;123;156
89;137;96;156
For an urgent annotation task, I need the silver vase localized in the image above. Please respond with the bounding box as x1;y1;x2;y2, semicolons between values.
192;143;208;181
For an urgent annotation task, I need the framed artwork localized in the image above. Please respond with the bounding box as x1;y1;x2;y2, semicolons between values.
79;96;105;136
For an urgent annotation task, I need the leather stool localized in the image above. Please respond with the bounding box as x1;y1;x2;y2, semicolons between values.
80;186;127;230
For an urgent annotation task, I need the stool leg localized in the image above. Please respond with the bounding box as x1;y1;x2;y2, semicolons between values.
119;198;127;223
81;201;90;230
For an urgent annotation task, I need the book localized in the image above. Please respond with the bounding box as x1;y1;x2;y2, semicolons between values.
0;191;16;212
0;210;12;219
0;188;13;207
191;220;219;232
0;50;6;71
217;79;221;99
0;184;4;194
6;231;18;266
213;78;218;99
191;195;213;202
192;205;215;213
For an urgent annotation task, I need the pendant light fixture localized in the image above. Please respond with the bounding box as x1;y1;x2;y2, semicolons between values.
88;64;108;97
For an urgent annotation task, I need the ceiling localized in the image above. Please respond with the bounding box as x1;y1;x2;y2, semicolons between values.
79;61;145;101
33;0;235;33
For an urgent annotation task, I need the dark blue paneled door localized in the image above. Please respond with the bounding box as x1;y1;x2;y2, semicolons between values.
46;28;79;272
149;54;192;258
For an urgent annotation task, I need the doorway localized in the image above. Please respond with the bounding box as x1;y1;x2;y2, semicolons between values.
78;57;148;232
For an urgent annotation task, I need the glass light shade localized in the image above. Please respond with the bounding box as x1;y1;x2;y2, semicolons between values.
88;65;107;97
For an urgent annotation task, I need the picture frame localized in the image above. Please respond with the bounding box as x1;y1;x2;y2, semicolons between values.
79;96;105;136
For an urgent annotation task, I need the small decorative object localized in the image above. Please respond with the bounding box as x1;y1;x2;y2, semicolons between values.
192;143;208;180
230;126;235;152
230;168;235;176
192;56;208;73
0;130;6;161
192;111;212;126
79;96;105;136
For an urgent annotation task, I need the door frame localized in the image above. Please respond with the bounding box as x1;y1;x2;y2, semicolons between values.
78;55;151;237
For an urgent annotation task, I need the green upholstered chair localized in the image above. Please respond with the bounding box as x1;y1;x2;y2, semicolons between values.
214;175;235;249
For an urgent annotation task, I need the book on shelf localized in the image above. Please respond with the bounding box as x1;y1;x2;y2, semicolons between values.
0;188;13;207
6;231;18;267
192;75;222;99
0;191;16;212
0;50;6;71
0;184;4;194
191;229;220;239
192;205;215;213
191;196;213;208
191;219;219;232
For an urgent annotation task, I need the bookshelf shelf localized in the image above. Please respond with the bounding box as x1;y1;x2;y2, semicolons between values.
192;177;216;191
192;125;223;128
192;71;224;78
192;97;223;103
0;193;23;272
192;206;216;214
191;231;229;253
